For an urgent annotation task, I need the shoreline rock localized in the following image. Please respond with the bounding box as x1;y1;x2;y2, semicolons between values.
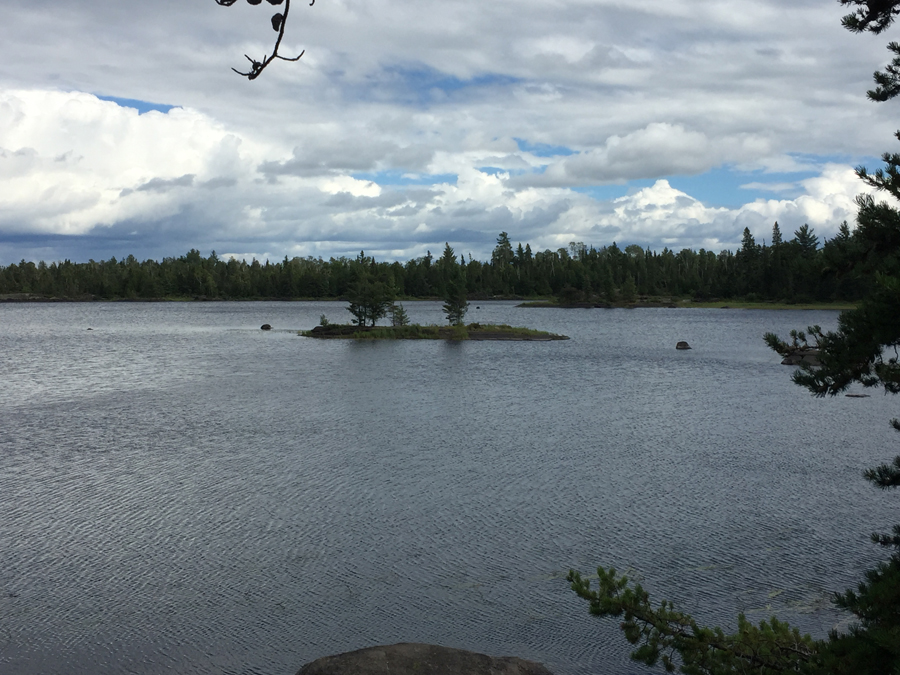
297;643;555;675
780;348;821;366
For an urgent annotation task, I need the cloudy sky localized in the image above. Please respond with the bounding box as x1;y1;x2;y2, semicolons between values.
0;0;897;264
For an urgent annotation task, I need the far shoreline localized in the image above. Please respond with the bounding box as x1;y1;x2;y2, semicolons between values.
0;293;856;311
517;299;857;311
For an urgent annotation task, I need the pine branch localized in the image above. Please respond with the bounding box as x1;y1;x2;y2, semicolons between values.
567;568;819;675
840;1;900;35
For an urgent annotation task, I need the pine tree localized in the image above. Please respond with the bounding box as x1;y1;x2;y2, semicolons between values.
772;222;784;246
442;277;469;326
346;272;395;327
793;224;820;257
389;303;410;327
620;274;638;303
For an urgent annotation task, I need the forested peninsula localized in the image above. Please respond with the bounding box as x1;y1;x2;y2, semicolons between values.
0;223;865;305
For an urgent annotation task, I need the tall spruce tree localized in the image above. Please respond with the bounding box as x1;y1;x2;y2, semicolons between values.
772;222;784;246
793;224;820;256
442;277;469;326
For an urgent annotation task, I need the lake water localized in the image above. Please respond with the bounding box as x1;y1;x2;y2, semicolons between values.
0;301;896;675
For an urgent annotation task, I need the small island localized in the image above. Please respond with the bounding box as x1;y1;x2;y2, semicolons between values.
300;265;568;341
301;323;568;341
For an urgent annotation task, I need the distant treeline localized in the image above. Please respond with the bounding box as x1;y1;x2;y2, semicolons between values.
0;223;871;302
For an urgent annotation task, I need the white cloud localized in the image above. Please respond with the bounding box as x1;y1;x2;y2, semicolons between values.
740;182;798;193
518;123;772;187
0;0;893;262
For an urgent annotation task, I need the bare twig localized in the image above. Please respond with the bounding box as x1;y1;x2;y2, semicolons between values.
216;0;312;80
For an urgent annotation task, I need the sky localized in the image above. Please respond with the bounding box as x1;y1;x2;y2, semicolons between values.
1;0;899;265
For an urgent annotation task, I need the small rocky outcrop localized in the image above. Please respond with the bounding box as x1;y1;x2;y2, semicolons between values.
780;349;820;366
307;324;370;337
261;324;272;330
296;644;555;675
676;341;691;350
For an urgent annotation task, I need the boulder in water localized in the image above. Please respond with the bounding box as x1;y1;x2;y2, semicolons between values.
780;349;820;366
296;643;555;675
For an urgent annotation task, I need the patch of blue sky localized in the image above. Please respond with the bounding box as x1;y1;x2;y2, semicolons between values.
667;166;814;209
353;170;457;186
667;154;879;208
96;96;176;115
514;138;576;157
477;166;531;177
357;65;520;106
572;170;804;209
574;154;881;209
572;181;656;202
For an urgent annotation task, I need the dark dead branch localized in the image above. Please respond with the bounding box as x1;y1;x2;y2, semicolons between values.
216;0;313;80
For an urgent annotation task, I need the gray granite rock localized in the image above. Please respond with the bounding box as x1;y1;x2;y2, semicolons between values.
780;349;820;366
296;643;555;675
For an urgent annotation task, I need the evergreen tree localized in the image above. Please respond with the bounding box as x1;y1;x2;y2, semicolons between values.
442;277;469;326
437;242;458;296
491;231;515;294
620;274;638;303
764;167;900;673
839;0;900;100
793;224;820;256
346;261;395;327
740;227;758;252
389;303;410;327
772;222;784;246
492;232;514;267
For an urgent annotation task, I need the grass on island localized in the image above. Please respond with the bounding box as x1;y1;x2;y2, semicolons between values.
301;323;567;340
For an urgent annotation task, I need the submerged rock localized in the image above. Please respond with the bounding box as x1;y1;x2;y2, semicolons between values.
781;349;820;366
297;644;555;675
676;341;691;350
260;324;272;330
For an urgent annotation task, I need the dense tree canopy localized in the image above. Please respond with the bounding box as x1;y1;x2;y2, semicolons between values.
0;224;865;305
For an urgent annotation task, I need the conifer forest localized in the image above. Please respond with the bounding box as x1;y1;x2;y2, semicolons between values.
0;223;866;303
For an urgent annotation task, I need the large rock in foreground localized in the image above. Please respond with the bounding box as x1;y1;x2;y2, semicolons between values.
297;643;555;675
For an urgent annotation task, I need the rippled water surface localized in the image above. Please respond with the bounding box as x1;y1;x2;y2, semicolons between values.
0;302;896;675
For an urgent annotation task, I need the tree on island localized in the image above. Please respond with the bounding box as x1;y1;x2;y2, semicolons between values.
435;242;470;326
568;2;900;672
346;252;396;327
390;303;410;327
442;278;469;326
